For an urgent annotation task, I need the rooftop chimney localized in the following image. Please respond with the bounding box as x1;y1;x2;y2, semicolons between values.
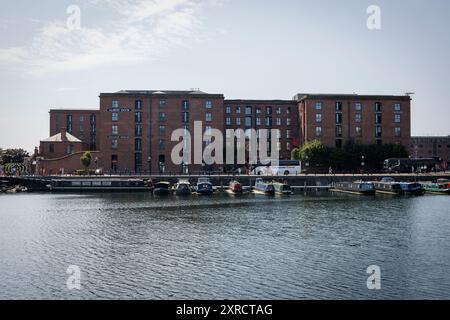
61;128;67;141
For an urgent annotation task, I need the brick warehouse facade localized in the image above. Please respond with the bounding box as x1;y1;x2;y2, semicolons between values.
411;136;450;169
37;90;412;175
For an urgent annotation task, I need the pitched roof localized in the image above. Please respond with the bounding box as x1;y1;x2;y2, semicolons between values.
41;132;82;143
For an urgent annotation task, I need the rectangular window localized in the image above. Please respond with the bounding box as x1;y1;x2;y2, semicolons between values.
276;107;282;115
49;144;54;153
135;138;142;151
66;115;73;134
316;113;322;123
286;118;291;126
395;114;401;123
112;125;118;135
112;100;119;108
112;112;119;122
336;125;343;137
287;107;291;115
236;118;241;126
159;139;165;151
111;139;118;149
226;106;231;114
159;112;166;122
276;129;281;139
335;102;342;112
159;125;166;136
236;106;241;114
206;101;212;109
266;107;272;115
226;117;231;125
135;153;142;173
316;102;322;110
79;116;84;122
79;124;84;132
135;111;142;123
182;100;189;110
266;117;272;126
375;113;382;124
276;118;281;126
159;100;166;108
375;102;382;112
256;118;261;126
182;112;189;123
375;126;382;137
355;126;362;136
336;113;342;124
287;142;291;151
286;130;291;139
395;127;401;137
206;113;212;122
355;113;362;123
205;125;212;136
316;127;322;137
135;100;142;110
394;103;401;111
336;139;343;148
355;103;362;111
245;117;252;127
256;107;262;114
135;124;142;137
245;106;252;115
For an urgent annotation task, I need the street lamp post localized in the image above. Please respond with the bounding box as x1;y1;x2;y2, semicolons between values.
361;155;365;174
148;156;152;176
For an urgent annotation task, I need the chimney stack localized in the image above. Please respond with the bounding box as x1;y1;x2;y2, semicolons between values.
61;128;67;141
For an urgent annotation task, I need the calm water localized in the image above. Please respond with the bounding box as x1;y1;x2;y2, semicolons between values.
0;192;450;300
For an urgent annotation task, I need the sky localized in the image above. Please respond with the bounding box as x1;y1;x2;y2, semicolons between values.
0;0;449;152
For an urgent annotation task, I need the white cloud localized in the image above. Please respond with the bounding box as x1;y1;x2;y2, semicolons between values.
0;0;225;76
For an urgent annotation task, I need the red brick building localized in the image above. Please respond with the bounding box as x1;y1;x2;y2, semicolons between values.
296;94;411;148
36;90;413;175
411;136;450;169
49;109;100;150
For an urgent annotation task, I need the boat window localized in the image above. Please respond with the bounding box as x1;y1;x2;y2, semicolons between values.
72;181;81;186
102;181;112;186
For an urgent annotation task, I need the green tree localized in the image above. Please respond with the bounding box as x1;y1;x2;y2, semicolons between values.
291;147;301;161
0;148;29;165
299;140;327;167
80;151;92;173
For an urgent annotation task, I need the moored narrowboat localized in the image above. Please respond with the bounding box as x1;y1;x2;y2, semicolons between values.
398;182;424;195
373;177;403;195
228;180;243;194
253;178;275;196
48;178;154;192
153;181;171;196
174;179;192;196
331;181;375;195
196;177;214;195
273;181;293;195
423;179;450;194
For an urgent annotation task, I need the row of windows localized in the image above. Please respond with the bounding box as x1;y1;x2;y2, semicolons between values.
314;126;402;137
315;102;402;112
226;106;292;115
112;100;214;110
225;117;292;126
413;144;450;149
314;113;402;124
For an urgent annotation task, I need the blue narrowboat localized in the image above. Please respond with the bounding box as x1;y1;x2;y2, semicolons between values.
253;178;275;196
